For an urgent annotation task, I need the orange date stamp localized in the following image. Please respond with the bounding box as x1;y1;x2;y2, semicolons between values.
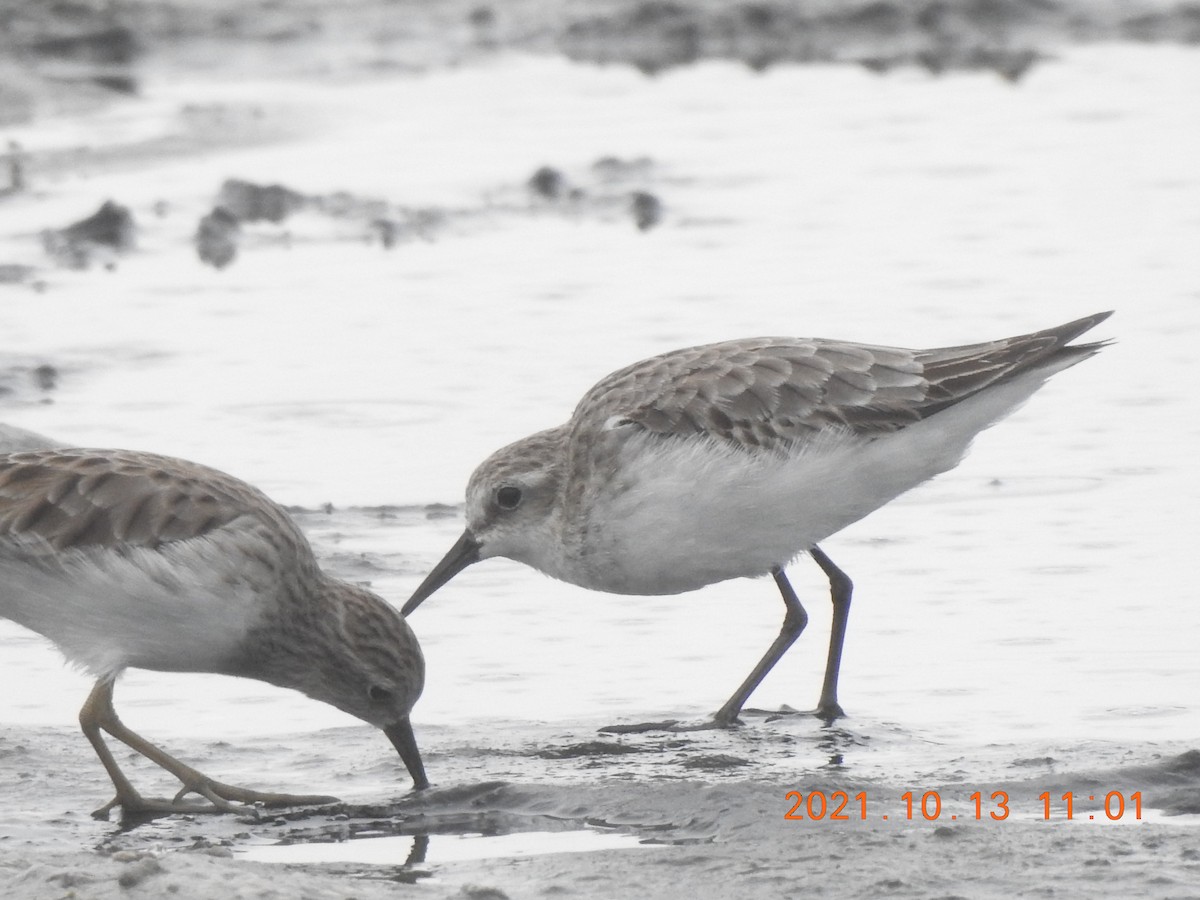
784;790;1144;822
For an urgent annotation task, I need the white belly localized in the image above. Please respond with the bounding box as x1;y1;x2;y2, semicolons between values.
573;367;1056;595
579;431;883;593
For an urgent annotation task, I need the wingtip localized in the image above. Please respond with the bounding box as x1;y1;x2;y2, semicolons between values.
1048;310;1115;349
1039;311;1114;369
1071;309;1114;330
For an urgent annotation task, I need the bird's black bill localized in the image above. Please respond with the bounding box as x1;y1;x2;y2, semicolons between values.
385;718;429;790
402;530;481;616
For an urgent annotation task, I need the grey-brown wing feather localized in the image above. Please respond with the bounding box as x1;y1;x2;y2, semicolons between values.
573;311;1112;452
0;449;288;551
913;311;1111;414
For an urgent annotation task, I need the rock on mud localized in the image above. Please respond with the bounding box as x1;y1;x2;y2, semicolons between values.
195;207;242;269
41;200;135;269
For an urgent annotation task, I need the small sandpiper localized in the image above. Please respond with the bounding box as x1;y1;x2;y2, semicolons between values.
404;312;1111;727
0;448;427;817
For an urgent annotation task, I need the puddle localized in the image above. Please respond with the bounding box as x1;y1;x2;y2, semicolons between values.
238;827;651;866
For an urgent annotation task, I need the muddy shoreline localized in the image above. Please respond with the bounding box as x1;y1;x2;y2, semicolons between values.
3;2;1200;897
4;0;1198;281
3;714;1199;899
3;0;1199;129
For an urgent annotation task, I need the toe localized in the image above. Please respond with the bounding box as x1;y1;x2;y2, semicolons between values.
597;719;680;735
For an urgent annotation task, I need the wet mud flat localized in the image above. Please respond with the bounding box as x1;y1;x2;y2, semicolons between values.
3;1;1200;897
3;0;1199;97
3;508;1198;897
2;0;1198;284
4;0;1200;133
3;708;1200;899
3;1;1198;153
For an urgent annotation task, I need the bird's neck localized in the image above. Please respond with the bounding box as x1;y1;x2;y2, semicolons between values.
228;571;341;691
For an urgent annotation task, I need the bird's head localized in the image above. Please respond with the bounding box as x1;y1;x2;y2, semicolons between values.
403;426;568;615
275;582;428;789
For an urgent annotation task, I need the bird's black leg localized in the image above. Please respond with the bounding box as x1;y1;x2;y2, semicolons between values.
600;563;824;734
710;566;809;727
810;544;852;721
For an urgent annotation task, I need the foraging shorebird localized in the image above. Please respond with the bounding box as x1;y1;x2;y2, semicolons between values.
0;448;427;817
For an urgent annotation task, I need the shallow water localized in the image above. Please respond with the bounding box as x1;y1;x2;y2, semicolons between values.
239;827;652;866
1;44;1199;862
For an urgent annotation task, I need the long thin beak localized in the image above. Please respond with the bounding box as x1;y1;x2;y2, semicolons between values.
402;530;481;616
385;717;429;790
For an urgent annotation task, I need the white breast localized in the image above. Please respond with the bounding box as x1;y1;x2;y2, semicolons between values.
572;365;1058;595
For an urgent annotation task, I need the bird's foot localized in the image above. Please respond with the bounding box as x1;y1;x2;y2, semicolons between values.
669;716;742;732
598;702;848;736
177;777;340;810
741;703;846;724
598;715;744;734
92;791;232;821
92;779;340;820
815;701;846;723
597;719;681;735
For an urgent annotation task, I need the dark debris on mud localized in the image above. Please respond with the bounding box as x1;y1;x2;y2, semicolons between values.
3;0;1198;280
5;2;1200;78
186;160;664;269
41;200;136;270
0;359;61;409
3;155;666;278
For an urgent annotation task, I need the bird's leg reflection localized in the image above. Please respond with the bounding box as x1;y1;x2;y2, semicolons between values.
405;833;430;867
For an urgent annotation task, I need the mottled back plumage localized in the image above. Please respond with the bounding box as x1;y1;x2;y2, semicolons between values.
0;448;302;552
571;312;1111;453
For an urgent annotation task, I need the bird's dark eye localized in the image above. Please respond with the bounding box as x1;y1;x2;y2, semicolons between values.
367;684;393;704
496;486;523;510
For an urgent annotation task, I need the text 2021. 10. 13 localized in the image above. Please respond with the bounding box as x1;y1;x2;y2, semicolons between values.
784;791;1143;822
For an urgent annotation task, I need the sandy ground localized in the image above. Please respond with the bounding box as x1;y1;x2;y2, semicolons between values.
3;715;1200;899
9;811;1200;900
4;1;1200;897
